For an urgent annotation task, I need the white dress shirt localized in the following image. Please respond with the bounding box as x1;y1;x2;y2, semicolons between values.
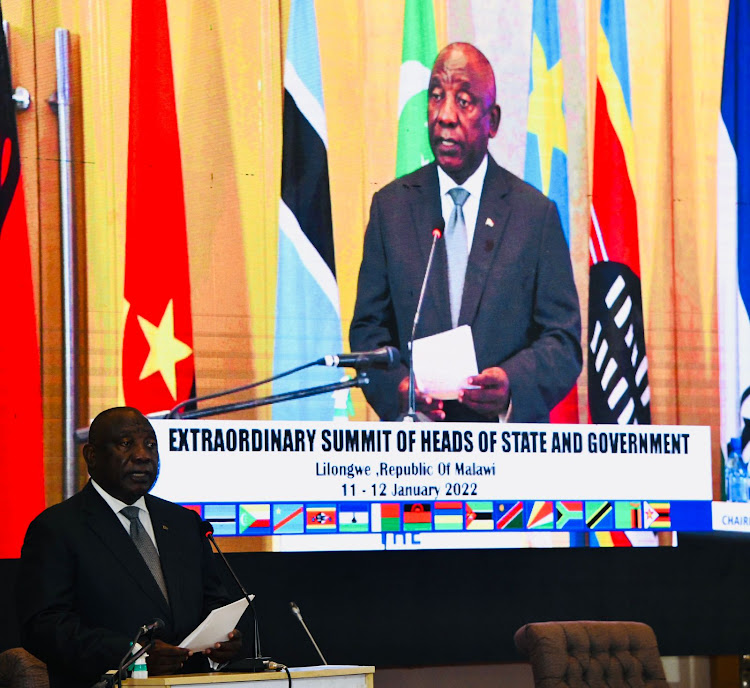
437;154;489;251
91;479;160;553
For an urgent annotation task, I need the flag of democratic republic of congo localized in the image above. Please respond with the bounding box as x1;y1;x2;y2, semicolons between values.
0;5;45;558
122;0;195;414
273;0;343;420
395;0;438;177
523;0;578;423
717;0;750;465
587;0;651;424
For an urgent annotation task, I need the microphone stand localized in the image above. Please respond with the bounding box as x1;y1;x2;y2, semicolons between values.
403;225;443;422
94;625;156;688
114;640;153;688
203;528;284;672
175;374;367;420
74;373;369;441
289;601;327;665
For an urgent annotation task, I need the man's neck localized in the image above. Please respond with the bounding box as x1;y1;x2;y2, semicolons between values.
441;155;488;185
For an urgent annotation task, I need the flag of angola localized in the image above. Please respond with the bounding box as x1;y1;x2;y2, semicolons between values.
122;0;195;414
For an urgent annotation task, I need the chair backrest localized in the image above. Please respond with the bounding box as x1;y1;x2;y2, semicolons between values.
0;648;49;688
514;621;668;688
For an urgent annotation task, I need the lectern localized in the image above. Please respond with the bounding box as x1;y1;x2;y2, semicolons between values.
124;666;374;688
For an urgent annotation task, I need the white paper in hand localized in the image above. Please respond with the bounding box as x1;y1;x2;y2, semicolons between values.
412;325;479;400
179;597;250;651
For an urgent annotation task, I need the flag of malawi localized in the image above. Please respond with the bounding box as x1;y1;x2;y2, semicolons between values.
122;0;195;414
588;0;651;424
0;9;45;558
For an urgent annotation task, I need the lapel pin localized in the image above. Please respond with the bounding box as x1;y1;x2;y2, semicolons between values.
162;525;169;530
485;217;494;228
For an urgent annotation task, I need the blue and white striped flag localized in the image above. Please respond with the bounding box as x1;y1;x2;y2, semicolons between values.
718;0;750;462
273;0;343;420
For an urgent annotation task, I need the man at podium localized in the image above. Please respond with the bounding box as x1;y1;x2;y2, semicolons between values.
17;407;243;688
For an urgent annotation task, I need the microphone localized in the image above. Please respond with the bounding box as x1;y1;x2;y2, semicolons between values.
402;218;445;421
106;620;161;688
201;521;279;672
320;346;400;370
139;618;164;635
290;601;328;665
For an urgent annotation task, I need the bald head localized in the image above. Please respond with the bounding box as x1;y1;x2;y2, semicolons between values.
428;43;501;184
87;407;145;446
434;43;497;108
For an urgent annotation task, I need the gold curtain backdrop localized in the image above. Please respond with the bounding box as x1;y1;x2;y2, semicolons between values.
3;0;728;502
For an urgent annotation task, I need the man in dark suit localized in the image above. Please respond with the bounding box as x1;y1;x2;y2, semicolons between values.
17;407;242;688
350;42;581;422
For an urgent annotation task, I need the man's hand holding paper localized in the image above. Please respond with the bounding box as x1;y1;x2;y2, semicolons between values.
409;326;511;421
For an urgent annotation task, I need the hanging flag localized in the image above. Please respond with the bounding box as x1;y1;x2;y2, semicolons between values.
396;0;438;177
523;0;578;423
717;0;750;465
273;0;343;420
587;0;651;424
122;0;195;414
0;10;45;557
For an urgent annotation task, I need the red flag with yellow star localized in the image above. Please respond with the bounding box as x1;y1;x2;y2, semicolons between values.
0;8;45;557
122;0;195;413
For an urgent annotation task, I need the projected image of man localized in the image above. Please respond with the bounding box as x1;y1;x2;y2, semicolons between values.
350;42;581;422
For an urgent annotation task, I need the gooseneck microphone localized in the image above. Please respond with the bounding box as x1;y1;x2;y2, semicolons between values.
319;346;400;370
202;521;281;672
100;618;163;688
139;618;165;635
290;601;328;665
403;219;445;421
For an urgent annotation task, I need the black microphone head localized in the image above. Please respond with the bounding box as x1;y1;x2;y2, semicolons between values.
432;218;445;238
141;617;165;635
384;346;400;370
201;519;215;538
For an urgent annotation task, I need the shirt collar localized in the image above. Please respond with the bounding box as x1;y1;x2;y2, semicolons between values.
436;154;489;201
91;478;148;515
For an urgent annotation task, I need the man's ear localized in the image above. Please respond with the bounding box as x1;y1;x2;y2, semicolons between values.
488;103;501;138
82;443;95;471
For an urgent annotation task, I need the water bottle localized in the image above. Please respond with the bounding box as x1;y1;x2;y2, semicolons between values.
132;652;148;679
727;437;748;502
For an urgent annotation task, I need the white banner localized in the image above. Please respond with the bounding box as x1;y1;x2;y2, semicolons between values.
149;420;712;504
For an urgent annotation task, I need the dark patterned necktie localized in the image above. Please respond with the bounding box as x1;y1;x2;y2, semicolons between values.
121;506;169;603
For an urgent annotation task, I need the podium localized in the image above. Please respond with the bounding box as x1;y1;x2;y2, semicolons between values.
123;666;374;688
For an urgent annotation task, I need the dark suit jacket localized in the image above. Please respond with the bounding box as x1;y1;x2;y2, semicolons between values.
17;483;231;688
350;157;582;422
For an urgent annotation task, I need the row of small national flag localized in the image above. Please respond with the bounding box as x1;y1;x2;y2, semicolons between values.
182;500;705;537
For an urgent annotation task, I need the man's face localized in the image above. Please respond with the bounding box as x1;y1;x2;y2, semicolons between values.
84;409;159;504
428;45;501;184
